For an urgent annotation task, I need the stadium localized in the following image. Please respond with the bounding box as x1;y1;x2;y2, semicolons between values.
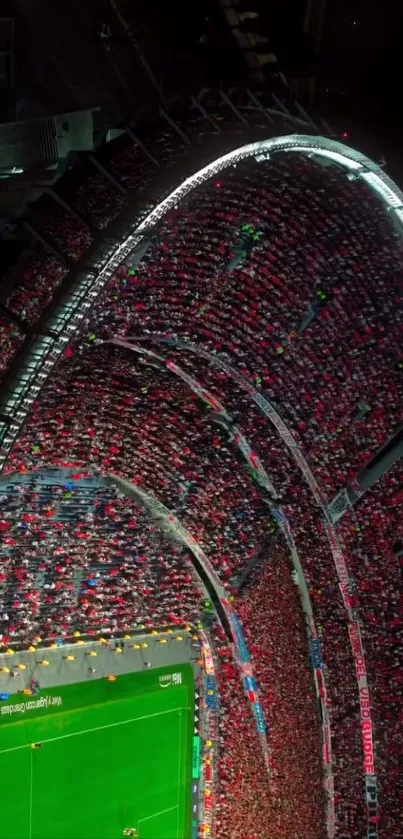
0;75;402;839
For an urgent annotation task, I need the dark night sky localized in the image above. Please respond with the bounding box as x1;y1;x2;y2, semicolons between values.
4;0;403;150
321;0;402;113
317;0;403;174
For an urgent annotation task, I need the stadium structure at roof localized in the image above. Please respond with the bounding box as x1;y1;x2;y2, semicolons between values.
0;88;402;839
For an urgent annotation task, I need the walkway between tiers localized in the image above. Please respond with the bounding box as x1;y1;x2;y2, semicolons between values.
107;336;335;837
105;472;271;774
123;333;378;838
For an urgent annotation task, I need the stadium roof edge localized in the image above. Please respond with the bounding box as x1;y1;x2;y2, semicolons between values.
0;123;402;467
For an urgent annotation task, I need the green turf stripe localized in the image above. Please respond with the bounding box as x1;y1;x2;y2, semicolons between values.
0;664;194;839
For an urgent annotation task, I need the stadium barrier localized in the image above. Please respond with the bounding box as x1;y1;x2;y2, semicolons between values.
280;518;335;838
220;601;269;770
109;338;335;834
104;475;272;775
0;624;198;656
142;337;380;838
108;337;277;500
192;672;203;839
198;631;220;838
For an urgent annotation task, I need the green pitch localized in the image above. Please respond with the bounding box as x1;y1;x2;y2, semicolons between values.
0;663;194;839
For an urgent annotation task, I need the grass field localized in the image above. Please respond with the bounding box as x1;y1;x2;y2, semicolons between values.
0;663;194;839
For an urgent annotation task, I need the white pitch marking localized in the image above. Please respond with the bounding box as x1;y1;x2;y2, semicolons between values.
29;749;33;839
0;706;191;756
138;804;178;825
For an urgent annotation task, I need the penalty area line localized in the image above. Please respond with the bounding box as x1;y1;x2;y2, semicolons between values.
138;804;178;825
0;706;191;756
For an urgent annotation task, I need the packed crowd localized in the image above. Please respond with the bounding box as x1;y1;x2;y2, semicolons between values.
1;335;367;836
6;346;272;582
212;622;284;839
159;349;372;836
0;117;401;836
214;627;304;839
121;154;402;496
160;347;402;837
234;545;325;838
338;464;403;836
0;475;201;645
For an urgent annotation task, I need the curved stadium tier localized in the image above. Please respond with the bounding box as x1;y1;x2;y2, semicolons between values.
0;90;402;839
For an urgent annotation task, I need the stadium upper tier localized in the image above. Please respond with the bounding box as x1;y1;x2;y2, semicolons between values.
0;93;401;839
